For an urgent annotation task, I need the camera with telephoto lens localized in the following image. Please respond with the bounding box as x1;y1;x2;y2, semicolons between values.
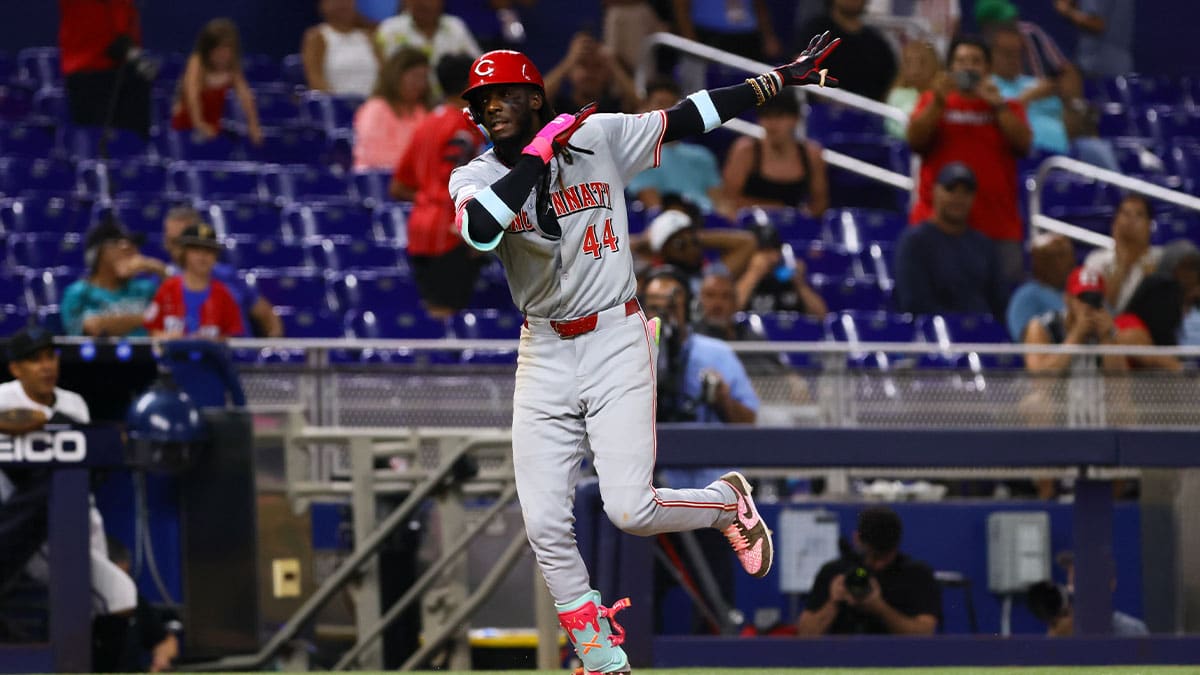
844;565;873;600
952;69;981;92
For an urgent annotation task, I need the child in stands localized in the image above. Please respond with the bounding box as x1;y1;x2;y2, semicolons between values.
144;223;245;340
171;17;263;145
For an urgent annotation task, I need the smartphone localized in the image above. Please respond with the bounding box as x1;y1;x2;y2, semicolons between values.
953;70;981;92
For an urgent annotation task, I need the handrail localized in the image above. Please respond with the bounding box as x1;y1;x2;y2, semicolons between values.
1030;155;1200;249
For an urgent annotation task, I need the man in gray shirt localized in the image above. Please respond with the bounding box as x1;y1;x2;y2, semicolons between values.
1054;0;1134;77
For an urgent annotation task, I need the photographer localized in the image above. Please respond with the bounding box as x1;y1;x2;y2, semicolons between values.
1027;551;1148;637
58;0;154;136
907;34;1032;288
796;507;940;636
641;267;758;425
735;220;827;317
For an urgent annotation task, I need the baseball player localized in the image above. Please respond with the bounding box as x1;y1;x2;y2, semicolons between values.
448;33;841;675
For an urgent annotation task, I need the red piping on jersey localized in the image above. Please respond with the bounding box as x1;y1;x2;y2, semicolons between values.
652;109;667;168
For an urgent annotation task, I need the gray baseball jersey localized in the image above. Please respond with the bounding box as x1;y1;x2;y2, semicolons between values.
449;111;666;319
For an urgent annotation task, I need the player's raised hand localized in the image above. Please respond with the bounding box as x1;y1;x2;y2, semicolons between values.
775;31;842;88
522;102;598;164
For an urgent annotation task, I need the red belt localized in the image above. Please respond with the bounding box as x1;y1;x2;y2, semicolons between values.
529;298;641;339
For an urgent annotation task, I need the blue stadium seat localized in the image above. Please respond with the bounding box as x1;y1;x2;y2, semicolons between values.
0;84;34;122
275;306;343;337
281;54;306;88
1039;175;1122;215
0;272;23;306
152;52;187;87
242;55;285;86
375;202;413;244
1157;110;1200;143
1097;104;1137;138
80;159;170;199
738;207;826;242
283;202;378;240
23;268;76;311
353;169;394;205
30;87;67;124
825;138;908;210
859;241;894;290
1154;211;1200;245
16;47;59;90
1170;142;1200;186
0;306;31;336
813;275;889;311
918;314;1019;369
66;126;150;160
236;238;314;270
2;196;89;234
265;164;351;202
345;307;447;338
0;123;55;157
212;199;282;239
303;92;363;133
245;271;333;311
791;241;855;277
332;271;420;310
315;239;400;271
247;126;329;165
1122;75;1185;107
753;311;824;341
0;157;78;197
94;200;171;237
165;130;245;161
7;234;84;271
453;309;523;339
825;310;918;368
1111;139;1168;176
806;103;885;141
826;208;908;250
0;51;13;83
173;161;264;201
242;87;302;126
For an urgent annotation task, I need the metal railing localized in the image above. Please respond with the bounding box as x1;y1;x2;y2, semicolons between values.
1029;154;1200;249
637;32;914;192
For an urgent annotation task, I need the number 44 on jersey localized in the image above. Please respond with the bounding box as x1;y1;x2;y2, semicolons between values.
582;218;619;259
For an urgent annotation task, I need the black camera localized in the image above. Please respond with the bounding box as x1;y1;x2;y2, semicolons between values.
1077;290;1104;310
106;35;159;83
752;221;782;250
952;69;981;92
844;566;872;600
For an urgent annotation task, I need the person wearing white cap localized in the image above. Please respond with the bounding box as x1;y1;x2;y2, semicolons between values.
641;199;757;293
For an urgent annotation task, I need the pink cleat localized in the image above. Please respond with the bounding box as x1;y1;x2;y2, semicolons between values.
719;471;774;578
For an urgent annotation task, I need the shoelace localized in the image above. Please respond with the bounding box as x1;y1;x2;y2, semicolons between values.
598;597;631;646
723;523;750;553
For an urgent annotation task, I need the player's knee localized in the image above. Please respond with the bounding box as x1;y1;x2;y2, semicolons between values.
602;487;656;536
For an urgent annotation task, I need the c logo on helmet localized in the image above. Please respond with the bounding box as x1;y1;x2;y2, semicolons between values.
474;58;495;77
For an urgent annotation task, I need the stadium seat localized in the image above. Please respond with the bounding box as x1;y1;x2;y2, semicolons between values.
1122;74;1185;107
244;271;334;311
152;52;187;86
738;207;826;242
22;268;76;311
0;306;31;336
265;164;351;202
860;241;894;291
375;202;412;245
1154;211;1200;245
826;208;908;250
242;55;285;86
236;238;313;270
1097;104;1137;138
345;307;447;339
353;169;394;205
92;199;171;236
806;103;885;141
281;54;306;88
282;202;378;241
1038;175;1121;214
247;126;329;165
0;157;78;197
453;309;523;339
80;159;171;199
753;311;824;341
302;92;363;134
0;123;55;158
314;239;400;271
16;47;60;90
825;310;919;369
241;87;302;126
165;130;245;162
332;271;421;310
1157;110;1200;143
2;196;89;234
812;275;889;311
66;126;151;160
275;305;343;338
6;233;84;271
211;199;282;239
0;84;34;122
0;271;23;305
30;87;67;124
172;161;264;202
791;240;855;277
918;314;1019;369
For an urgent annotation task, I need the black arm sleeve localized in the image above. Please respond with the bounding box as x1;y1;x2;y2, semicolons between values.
463;155;547;244
662;81;763;144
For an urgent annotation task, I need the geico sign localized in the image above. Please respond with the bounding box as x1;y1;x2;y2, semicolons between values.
0;431;88;463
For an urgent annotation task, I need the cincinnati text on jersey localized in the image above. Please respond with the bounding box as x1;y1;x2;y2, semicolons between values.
549;181;614;218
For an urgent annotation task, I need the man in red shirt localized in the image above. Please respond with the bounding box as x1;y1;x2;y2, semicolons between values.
907;34;1032;288
58;0;152;136
144;223;245;339
390;53;489;318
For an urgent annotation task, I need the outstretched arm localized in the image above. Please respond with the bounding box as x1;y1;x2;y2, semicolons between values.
660;31;841;144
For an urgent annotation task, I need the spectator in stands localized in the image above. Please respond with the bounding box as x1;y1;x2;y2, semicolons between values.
1106;239;1196;372
1032;550;1149;637
989;23;1069;156
58;0;152;136
797;506;940;635
627;78;725;214
544;33;639;114
1083;194;1161;314
736;220;828;317
1054;0;1134;78
674;0;782;62
975;0;1073;81
893;163;1008;320
1007;233;1074;342
144;223;245;339
907;34;1032;288
1022;266;1129;372
0;326;139;670
162;207;282;337
865;0;960;58
1155;240;1200;346
885;40;941;140
639;198;757;292
302;0;381;97
603;0;667;74
722;94;829;217
170;18;263;146
390;54;489;318
376;0;482;64
353;47;431;170
61;219;166;337
695;270;792;375
797;0;897;102
641;267;759;424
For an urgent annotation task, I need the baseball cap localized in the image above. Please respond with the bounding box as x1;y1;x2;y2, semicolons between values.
84;217;145;252
176;222;222;251
646;209;695;253
975;0;1019;24
7;325;55;362
936;162;977;191
1066;267;1105;306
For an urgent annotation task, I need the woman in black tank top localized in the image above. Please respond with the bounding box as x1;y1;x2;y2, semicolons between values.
721;93;829;216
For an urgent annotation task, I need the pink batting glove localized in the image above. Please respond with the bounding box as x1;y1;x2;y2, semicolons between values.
522;102;598;164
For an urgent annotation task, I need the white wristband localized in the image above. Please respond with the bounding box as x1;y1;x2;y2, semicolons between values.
475;187;516;228
687;90;722;133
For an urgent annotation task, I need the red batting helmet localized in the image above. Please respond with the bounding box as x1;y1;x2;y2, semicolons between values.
462;50;544;99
